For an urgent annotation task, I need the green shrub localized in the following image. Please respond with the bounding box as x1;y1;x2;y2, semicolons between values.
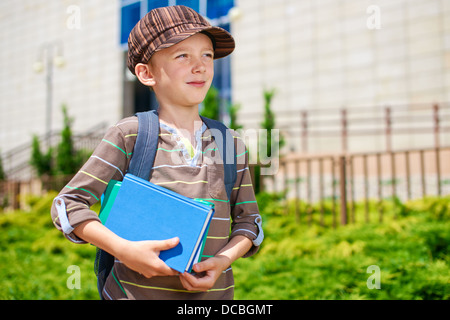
1;192;448;300
233;195;450;300
0;193;98;300
55;105;86;175
29;105;89;178
30;135;53;177
200;86;220;120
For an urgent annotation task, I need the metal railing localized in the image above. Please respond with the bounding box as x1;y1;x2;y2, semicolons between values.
0;122;108;181
240;103;450;154
267;146;450;227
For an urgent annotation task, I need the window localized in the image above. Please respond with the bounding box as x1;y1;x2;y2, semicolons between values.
207;0;232;20
120;1;141;45
121;0;234;116
174;0;199;13
148;0;169;10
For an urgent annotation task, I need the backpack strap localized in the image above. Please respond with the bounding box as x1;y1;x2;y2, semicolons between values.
128;110;159;180
200;116;237;200
95;110;159;300
201;118;262;246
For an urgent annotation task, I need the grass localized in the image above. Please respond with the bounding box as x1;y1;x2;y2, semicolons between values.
0;192;448;300
0;192;99;300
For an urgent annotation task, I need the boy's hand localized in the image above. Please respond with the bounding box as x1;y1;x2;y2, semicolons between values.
178;236;252;292
179;255;230;292
117;237;180;278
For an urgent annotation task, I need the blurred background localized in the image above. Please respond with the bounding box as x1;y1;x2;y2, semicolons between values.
1;0;449;172
0;0;449;300
1;0;449;186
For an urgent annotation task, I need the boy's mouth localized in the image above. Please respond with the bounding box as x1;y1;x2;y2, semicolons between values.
187;81;206;88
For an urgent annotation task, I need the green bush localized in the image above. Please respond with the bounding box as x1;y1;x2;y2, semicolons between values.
0;193;99;300
233;196;450;300
30;105;89;178
55;105;86;175
30;135;53;177
1;193;448;300
200;86;220;121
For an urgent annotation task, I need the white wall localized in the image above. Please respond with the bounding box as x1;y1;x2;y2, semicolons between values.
0;0;123;153
231;0;450;153
2;0;450;156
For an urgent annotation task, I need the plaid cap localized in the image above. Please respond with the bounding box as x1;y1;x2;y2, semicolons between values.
127;5;235;75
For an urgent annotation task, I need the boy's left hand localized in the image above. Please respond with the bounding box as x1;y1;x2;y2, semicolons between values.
179;255;230;292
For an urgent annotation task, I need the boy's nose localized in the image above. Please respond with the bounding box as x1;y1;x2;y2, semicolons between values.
192;58;207;74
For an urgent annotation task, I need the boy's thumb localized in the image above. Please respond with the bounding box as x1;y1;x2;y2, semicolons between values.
193;259;213;273
157;237;179;251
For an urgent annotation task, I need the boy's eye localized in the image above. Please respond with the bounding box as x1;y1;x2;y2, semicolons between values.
175;52;214;60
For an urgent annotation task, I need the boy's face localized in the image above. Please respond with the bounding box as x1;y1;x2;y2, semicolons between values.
147;33;215;109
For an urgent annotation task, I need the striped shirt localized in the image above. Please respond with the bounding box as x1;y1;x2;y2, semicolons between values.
50;116;262;300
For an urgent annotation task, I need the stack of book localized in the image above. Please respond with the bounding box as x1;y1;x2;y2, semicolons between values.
99;173;215;273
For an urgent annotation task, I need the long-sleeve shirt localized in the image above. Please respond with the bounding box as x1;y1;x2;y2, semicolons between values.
50;116;263;300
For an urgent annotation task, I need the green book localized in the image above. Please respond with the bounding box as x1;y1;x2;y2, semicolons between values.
99;180;122;224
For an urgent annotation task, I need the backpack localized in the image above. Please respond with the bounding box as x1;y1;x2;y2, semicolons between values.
94;110;237;299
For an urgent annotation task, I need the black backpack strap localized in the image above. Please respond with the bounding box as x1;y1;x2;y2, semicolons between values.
200;116;237;200
128;110;160;180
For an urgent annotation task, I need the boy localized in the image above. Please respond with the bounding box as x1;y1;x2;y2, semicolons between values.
51;5;263;300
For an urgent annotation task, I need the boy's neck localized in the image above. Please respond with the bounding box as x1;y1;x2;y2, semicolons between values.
158;105;203;136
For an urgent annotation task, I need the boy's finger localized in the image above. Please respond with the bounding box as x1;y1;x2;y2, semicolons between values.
193;259;214;273
154;262;179;276
154;237;179;251
179;273;197;291
180;272;209;292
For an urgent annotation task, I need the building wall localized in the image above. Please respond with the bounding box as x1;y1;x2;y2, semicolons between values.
2;0;450;156
0;0;123;153
231;0;450;153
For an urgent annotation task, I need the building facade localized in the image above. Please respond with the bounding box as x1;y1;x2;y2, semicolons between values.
231;0;450;153
0;0;235;157
0;0;122;154
1;0;449;166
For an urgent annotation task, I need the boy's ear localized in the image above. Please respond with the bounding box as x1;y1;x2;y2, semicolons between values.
135;63;156;87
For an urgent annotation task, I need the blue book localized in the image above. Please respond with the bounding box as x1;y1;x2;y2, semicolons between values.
99;173;214;273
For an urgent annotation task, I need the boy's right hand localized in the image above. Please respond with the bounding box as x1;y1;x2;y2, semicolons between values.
116;237;180;278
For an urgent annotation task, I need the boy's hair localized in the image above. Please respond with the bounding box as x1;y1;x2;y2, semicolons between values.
127;5;235;75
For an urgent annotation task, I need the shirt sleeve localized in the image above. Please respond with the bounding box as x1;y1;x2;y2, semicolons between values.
229;130;264;258
50;117;138;243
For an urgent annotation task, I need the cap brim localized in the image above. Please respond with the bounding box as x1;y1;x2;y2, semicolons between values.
154;25;235;60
